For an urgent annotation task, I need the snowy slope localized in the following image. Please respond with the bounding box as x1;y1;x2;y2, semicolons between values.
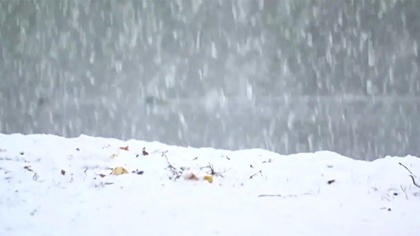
1;133;420;236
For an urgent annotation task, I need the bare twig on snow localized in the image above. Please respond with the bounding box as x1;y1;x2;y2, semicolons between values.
200;163;228;178
162;151;183;180
408;175;420;189
258;192;314;198
399;162;420;189
400;185;409;200
399;162;415;176
249;170;263;179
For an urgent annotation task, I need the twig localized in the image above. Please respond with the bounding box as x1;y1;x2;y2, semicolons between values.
249;170;263;179
258;194;283;197
258;192;314;198
83;168;88;181
399;162;420;189
399;162;415;176
32;173;39;181
94;182;114;188
381;195;390;201
380;207;392;211
409;175;420;189
162;151;182;180
200;163;228;178
400;185;409;200
161;150;169;158
30;208;38;216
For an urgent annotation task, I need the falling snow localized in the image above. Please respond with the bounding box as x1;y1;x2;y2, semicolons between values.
0;0;420;160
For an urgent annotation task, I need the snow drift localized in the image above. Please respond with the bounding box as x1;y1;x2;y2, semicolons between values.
1;133;419;236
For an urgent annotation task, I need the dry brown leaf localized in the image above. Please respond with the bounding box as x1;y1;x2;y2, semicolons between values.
120;146;129;151
61;170;66;175
184;172;199;181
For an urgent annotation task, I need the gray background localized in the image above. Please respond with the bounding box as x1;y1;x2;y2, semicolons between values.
0;0;419;160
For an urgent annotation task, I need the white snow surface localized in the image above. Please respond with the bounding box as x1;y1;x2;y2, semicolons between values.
1;133;420;236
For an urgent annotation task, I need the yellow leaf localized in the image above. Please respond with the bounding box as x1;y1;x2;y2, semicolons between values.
111;167;129;175
203;175;213;183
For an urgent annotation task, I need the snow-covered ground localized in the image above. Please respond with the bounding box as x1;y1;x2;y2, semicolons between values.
1;133;419;236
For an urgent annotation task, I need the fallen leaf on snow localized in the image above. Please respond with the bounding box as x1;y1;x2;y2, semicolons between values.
142;147;149;156
98;174;106;178
203;175;214;183
184;172;199;181
111;167;129;175
120;146;129;151
61;170;66;175
24;166;33;172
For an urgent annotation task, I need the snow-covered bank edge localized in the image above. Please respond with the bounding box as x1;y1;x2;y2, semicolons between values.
2;133;420;235
1;133;419;198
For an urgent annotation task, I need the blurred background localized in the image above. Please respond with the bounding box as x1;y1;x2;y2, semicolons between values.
0;0;419;160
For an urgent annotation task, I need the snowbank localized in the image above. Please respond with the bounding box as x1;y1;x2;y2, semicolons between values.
1;133;419;236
